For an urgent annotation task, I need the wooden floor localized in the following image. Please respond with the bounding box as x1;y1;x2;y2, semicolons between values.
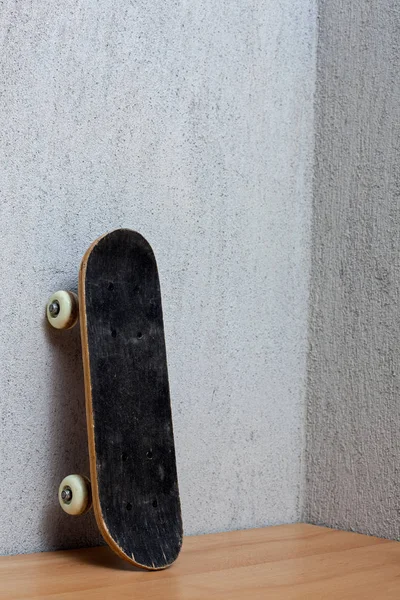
1;524;400;599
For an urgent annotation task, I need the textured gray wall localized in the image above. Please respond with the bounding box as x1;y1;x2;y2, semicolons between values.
305;0;400;537
0;1;316;554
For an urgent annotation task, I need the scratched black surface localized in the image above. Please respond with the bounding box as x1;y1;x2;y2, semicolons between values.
83;229;182;569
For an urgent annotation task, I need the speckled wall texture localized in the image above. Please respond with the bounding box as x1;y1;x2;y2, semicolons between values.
305;0;400;538
0;1;316;554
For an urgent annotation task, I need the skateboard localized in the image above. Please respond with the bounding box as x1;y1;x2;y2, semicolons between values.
46;229;182;570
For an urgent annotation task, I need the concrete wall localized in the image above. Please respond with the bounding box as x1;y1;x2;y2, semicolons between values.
0;0;316;554
305;0;400;538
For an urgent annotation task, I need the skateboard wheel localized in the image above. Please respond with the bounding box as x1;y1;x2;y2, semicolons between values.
46;291;79;330
58;474;92;516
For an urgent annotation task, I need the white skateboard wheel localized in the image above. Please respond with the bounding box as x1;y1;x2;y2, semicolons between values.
58;474;92;516
46;291;78;329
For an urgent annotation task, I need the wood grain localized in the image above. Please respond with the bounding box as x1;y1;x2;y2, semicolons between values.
1;524;400;599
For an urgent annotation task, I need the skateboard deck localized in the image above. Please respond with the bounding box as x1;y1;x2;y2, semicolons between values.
79;229;182;570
